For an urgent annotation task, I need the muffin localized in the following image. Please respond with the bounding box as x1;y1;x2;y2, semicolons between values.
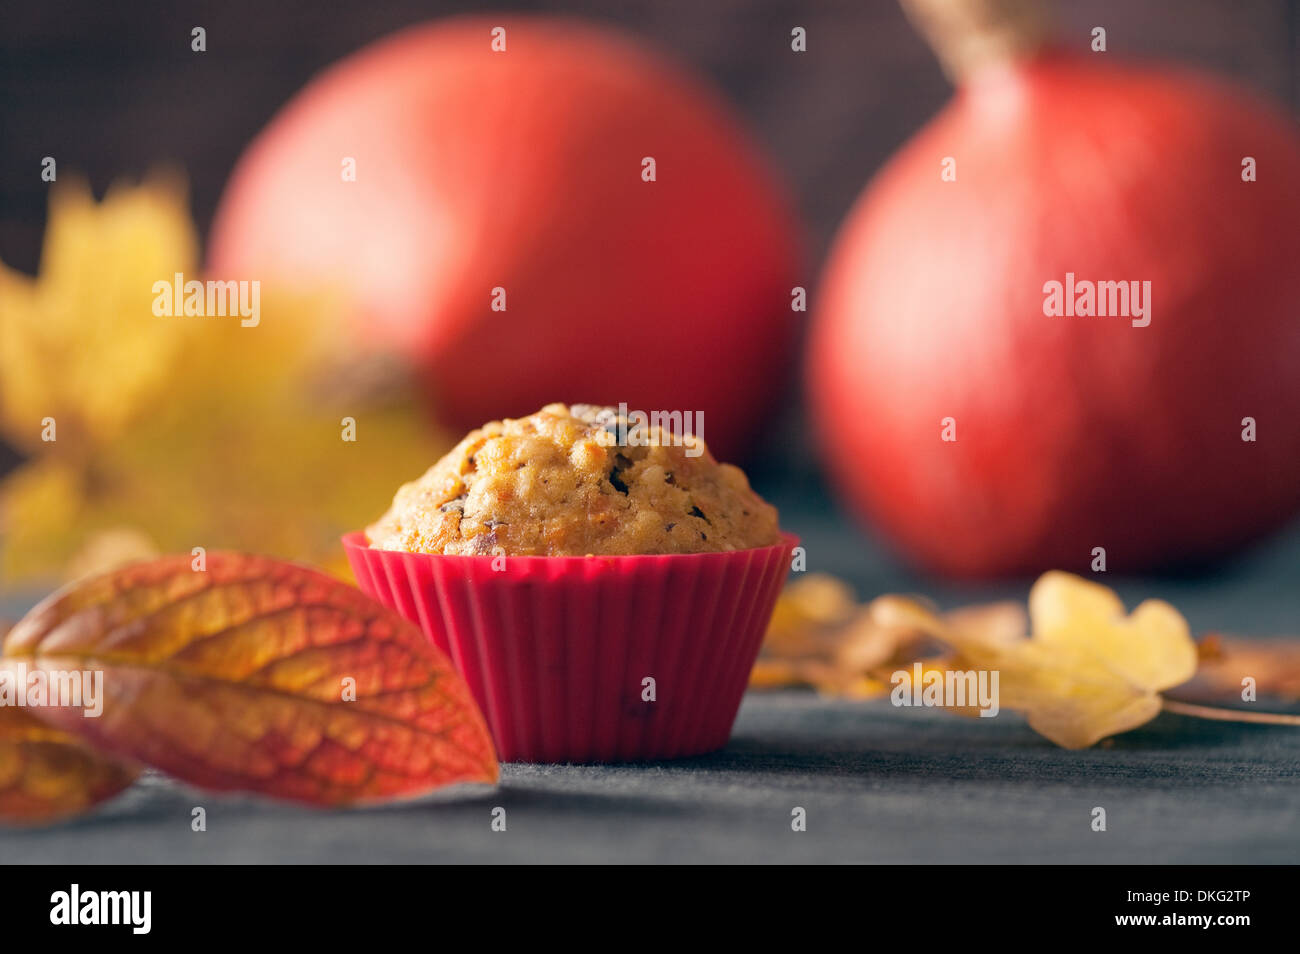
365;403;780;556
345;404;794;763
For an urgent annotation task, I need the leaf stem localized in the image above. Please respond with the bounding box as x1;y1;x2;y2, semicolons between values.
1162;698;1300;726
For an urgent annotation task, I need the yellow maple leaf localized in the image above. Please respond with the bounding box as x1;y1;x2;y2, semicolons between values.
0;176;448;585
870;572;1198;748
1028;571;1197;692
0;175;194;454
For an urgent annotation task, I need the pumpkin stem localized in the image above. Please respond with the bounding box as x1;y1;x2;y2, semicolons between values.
1162;698;1300;726
900;0;1051;83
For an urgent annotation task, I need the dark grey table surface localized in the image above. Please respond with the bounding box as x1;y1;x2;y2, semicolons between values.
2;494;1298;864
1;691;1297;865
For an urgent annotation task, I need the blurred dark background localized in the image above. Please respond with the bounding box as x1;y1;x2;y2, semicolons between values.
3;0;1297;270
2;0;1298;619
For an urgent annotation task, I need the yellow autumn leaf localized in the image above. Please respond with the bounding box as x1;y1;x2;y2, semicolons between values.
1029;571;1197;692
0;175;449;586
0;175;195;453
870;572;1198;748
757;577;1023;702
967;640;1163;749
763;572;859;656
0;458;86;580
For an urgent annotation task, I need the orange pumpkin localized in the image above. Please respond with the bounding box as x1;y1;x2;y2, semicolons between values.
809;0;1300;576
209;16;801;461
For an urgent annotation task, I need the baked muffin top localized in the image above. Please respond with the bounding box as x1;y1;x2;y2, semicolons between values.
366;403;780;556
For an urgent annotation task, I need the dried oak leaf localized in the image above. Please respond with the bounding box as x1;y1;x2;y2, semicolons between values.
762;573;859;653
1185;634;1300;701
886;657;991;718
0;704;139;825
755;573;1025;700
871;572;1198;748
1;553;498;806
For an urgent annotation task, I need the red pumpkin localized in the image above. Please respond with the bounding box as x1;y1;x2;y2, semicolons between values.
208;16;800;461
809;14;1300;576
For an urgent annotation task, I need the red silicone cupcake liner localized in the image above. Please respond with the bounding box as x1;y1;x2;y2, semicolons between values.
343;532;797;763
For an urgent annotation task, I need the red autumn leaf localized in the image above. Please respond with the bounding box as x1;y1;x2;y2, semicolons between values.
0;704;138;824
2;553;498;806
